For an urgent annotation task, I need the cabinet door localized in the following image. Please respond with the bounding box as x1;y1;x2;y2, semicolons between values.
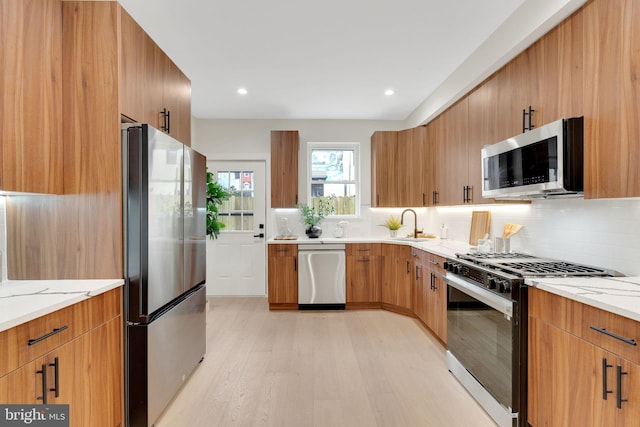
615;357;640;426
397;127;425;207
371;131;398;207
439;99;469;206
428;254;447;342
412;255;429;325
268;246;298;304
528;317;609;427
119;7;146;123
161;54;191;145
380;248;396;305
425;117;443;206
0;0;63;194
395;252;413;310
270;131;299;208
44;316;122;427
467;84;495;205
583;0;640;198
536;9;584;125
0;361;38;404
346;255;380;303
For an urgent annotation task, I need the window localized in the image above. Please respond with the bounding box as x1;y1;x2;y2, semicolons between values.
308;143;359;216
216;170;255;231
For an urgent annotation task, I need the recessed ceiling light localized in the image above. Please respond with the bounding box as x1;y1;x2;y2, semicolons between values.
384;89;394;96
237;88;248;95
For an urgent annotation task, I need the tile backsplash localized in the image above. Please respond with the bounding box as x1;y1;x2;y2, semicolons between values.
273;198;640;276
428;198;640;276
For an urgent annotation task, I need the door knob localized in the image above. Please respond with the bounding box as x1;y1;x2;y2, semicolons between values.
253;233;265;238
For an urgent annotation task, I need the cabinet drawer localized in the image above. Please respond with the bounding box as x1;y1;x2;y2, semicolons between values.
346;243;380;256
528;287;583;336
428;254;446;274
268;244;297;257
581;304;640;364
1;288;122;375
382;244;411;259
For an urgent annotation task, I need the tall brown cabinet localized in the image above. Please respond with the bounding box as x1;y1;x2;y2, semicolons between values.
7;1;191;280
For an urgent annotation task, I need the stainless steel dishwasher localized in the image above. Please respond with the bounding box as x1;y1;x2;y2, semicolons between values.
298;243;346;309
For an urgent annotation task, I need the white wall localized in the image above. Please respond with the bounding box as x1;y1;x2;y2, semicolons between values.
193;118;405;236
194;118;640;278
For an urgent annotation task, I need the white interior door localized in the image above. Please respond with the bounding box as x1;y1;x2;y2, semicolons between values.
206;161;266;296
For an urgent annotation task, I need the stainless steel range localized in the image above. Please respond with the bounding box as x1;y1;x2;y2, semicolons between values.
444;252;618;427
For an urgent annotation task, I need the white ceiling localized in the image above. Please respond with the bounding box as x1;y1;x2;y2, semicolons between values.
117;0;575;121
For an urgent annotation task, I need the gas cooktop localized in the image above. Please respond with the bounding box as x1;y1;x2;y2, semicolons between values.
456;252;618;278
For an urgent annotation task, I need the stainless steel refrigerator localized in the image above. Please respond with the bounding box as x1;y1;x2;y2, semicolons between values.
122;124;207;427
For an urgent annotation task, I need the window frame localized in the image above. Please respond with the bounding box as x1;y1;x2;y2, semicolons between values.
306;142;360;218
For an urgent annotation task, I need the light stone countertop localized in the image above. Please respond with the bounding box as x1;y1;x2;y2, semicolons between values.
268;236;470;259
526;276;640;322
269;237;640;322
0;279;124;332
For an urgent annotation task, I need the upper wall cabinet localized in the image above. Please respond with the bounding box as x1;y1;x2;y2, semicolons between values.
397;127;426;207
371;131;398;207
271;130;299;208
0;0;63;194
371;128;425;208
583;0;640;198
120;8;191;145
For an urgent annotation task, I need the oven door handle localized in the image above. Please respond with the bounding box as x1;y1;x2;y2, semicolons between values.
444;273;513;317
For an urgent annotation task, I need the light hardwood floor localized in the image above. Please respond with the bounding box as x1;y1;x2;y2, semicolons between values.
156;298;497;427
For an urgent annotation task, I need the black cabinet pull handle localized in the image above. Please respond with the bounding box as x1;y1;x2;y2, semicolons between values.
522;108;526;133
467;186;473;203
432;191;439;205
433;274;437;291
602;358;613;400
415;265;420;281
357;258;370;263
160;108;168;132
28;325;69;346
528;106;535;130
37;364;47;404
406;260;410;274
617;365;628;408
590;326;637;346
462;186;466;203
166;110;171;133
294;257;297;272
422;192;426;206
49;357;60;397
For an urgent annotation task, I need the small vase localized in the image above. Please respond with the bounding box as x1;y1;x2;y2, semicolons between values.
389;229;397;238
305;224;322;238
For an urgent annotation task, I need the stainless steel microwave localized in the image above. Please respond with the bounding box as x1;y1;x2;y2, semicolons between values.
481;117;584;199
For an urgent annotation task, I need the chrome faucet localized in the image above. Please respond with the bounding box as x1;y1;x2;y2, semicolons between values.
401;209;418;239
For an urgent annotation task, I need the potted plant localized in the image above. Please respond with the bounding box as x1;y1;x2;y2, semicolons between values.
206;169;231;239
381;215;402;237
297;196;335;238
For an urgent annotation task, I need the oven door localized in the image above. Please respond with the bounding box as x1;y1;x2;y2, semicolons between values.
445;273;517;414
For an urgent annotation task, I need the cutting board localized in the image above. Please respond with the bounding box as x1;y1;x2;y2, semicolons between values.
469;211;491;245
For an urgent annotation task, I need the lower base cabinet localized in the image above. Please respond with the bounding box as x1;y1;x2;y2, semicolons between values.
0;288;123;427
268;244;298;308
412;249;446;343
346;244;381;304
528;288;640;426
381;245;412;311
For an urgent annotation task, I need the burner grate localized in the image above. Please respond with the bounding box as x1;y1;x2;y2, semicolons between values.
498;261;608;276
